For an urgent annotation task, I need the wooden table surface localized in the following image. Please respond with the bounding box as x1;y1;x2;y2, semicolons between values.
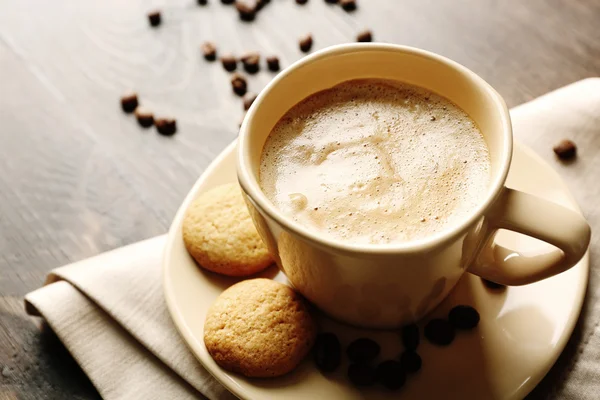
0;0;599;398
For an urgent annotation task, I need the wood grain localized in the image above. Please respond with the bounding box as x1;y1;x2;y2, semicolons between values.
0;0;599;398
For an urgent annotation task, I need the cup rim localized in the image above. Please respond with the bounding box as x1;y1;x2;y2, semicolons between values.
237;43;512;255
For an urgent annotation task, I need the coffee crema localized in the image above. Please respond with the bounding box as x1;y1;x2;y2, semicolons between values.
259;79;491;245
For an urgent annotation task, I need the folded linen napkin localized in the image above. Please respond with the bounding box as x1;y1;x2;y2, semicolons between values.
25;78;600;400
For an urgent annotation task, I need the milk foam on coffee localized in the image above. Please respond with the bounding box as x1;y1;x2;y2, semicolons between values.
259;79;491;245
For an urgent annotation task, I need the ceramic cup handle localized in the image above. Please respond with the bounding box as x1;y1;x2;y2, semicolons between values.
468;188;591;285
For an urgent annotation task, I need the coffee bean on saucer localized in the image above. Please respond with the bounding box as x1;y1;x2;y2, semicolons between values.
241;52;260;74
401;324;420;350
155;118;177;136
299;34;313;53
235;0;257;21
231;73;247;96
220;54;237;72
197;0;208;5
120;93;139;113
201;42;217;61
482;278;506;290
357;30;373;42
448;305;480;330
148;10;161;27
296;0;308;4
348;363;377;387
376;360;406;390
424;319;455;346
243;93;257;110
266;55;280;72
347;338;380;363
134;107;154;128
340;0;357;11
553;139;577;160
399;350;422;374
313;333;342;373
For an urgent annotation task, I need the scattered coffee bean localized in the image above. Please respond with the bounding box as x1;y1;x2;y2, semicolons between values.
376;360;406;390
399;351;422;374
347;338;380;363
401;324;420;350
324;0;338;3
221;0;235;4
120;93;139;113
299;34;313;53
266;56;280;72
448;305;480;330
197;0;208;4
482;278;506;290
313;333;342;373
155;118;177;136
220;54;237;72
148;11;161;27
357;30;373;42
134;107;154;128
424;319;455;346
296;0;308;4
340;0;357;11
553;139;577;160
243;93;257;110
231;73;248;96
348;363;377;387
201;42;217;61
241;52;260;74
235;0;257;21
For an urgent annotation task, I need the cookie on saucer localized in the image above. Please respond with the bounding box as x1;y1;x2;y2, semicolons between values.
204;278;317;378
182;183;272;276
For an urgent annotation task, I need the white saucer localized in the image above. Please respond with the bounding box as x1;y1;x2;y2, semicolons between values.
163;140;589;400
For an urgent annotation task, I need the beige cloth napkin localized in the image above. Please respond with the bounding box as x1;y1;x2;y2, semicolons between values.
25;78;600;400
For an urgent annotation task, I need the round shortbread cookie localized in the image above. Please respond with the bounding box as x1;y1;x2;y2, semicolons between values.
182;183;272;276
204;279;317;378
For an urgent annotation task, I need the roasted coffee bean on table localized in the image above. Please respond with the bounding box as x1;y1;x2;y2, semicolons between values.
424;318;455;346
347;338;380;363
134;107;154;128
357;30;373;42
299;34;313;53
147;10;161;27
197;0;208;5
220;54;237;72
155;118;177;136
266;56;280;72
399;350;422;374
482;278;506;290
348;363;377;387
401;324;420;350
553;139;577;160
296;0;309;4
231;73;248;96
241;52;260;74
376;360;406;390
201;42;217;61
243;93;258;111
235;0;258;21
340;0;357;11
120;93;139;113
313;332;342;373
448;305;480;330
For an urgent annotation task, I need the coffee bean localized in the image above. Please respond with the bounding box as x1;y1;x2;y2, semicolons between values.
313;333;341;373
220;54;237;72
134;107;154;128
324;0;338;3
241;52;260;74
243;93;257;111
347;338;380;363
201;42;217;61
376;360;406;390
266;56;280;72
553;139;577;160
401;324;420;350
424;319;455;346
448;305;480;330
348;363;376;387
299;34;313;53
197;0;208;5
296;0;308;4
155;118;177;136
482;278;506;290
148;11;161;27
340;0;357;11
221;0;235;4
231;73;247;96
357;30;373;42
235;0;257;21
399;351;421;374
120;93;139;113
